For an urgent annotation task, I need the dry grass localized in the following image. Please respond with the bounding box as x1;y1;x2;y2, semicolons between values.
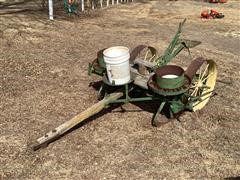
0;0;240;179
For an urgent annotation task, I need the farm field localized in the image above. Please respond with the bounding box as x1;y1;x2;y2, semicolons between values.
0;0;240;179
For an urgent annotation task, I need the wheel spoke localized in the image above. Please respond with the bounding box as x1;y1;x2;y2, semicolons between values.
191;87;198;96
199;85;210;90
148;54;156;62
190;67;211;98
198;65;203;79
201;73;212;83
190;84;198;88
200;64;209;81
144;49;150;61
196;87;202;96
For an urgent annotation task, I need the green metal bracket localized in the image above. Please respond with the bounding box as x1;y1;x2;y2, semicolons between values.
109;84;163;104
153;101;166;122
124;84;130;103
153;19;187;68
169;100;185;115
88;63;93;76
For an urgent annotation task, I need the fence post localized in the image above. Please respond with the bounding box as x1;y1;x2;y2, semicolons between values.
81;0;85;11
48;0;53;20
91;0;95;9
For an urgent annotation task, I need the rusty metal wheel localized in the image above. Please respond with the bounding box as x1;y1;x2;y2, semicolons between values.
130;45;157;63
129;45;157;75
137;47;156;62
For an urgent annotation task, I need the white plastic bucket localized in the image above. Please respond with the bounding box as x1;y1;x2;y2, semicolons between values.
103;46;130;85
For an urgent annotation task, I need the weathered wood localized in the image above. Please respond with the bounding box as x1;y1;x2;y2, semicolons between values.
134;58;156;69
130;59;155;90
32;59;155;150
130;67;153;90
32;91;124;150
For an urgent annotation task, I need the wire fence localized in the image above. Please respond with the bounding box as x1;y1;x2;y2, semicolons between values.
0;0;134;18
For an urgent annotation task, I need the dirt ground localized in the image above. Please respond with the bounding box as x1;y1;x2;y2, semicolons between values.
0;0;240;179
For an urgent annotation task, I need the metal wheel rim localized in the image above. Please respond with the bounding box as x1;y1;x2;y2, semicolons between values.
190;59;217;111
